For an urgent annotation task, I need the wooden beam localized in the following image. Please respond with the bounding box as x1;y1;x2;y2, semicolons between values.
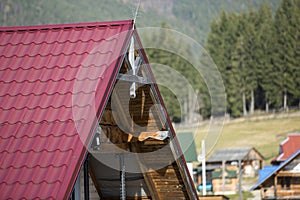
110;85;133;134
143;140;166;145
148;88;167;131
278;171;300;177
274;175;278;198
131;143;160;200
88;167;104;199
90;143;131;154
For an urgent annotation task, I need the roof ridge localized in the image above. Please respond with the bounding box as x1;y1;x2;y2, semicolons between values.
0;20;133;32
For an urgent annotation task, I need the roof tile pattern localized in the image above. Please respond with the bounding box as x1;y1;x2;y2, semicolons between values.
0;20;132;199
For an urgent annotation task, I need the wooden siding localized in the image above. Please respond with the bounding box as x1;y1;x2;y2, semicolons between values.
212;178;238;194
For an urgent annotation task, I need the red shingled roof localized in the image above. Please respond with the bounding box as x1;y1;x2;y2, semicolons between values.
0;20;133;199
273;133;300;163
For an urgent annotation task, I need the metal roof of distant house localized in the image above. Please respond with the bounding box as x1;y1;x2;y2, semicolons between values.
212;168;237;179
251;149;300;190
272;133;300;163
177;132;198;162
0;20;133;199
207;147;263;162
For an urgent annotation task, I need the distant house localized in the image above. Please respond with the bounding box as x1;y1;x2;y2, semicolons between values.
0;20;197;199
251;150;300;199
212;168;238;194
207;147;264;177
196;165;238;195
272;133;300;165
196;166;215;193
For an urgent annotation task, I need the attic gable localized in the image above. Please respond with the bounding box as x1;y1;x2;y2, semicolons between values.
87;32;197;199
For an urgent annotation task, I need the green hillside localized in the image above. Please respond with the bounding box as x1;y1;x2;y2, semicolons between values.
194;115;300;164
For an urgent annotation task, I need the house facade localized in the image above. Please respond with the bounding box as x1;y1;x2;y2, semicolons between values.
207;147;264;177
251;150;300;199
211;168;238;194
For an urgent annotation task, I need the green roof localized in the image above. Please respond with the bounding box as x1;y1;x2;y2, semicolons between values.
212;169;237;179
177;132;198;162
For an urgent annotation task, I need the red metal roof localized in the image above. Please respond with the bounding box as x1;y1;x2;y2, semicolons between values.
274;133;300;162
0;20;133;199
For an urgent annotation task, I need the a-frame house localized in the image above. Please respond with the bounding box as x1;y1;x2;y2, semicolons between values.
0;20;197;199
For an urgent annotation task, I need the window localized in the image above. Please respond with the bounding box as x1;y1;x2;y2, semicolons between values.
280;177;291;190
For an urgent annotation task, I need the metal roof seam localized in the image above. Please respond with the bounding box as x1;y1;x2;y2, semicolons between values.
0;134;78;140
0;104;91;111
1;179;63;186
0;90;95;97
1;148;74;154
0;63;109;71
0;164;68;170
0;49;114;59
1;118;86;125
0;37;119;46
0;76;106;84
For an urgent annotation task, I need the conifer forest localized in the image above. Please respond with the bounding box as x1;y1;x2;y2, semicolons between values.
1;0;299;121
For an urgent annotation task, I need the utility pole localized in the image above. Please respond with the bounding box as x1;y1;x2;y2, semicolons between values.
238;159;243;200
222;160;225;194
201;140;206;196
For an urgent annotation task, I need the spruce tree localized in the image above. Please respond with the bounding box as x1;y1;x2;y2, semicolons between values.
243;8;258;115
230;36;247;117
290;1;300;107
256;3;278;112
274;0;297;111
207;10;240;116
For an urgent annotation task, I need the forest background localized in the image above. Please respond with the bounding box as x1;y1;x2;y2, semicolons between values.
1;0;299;122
